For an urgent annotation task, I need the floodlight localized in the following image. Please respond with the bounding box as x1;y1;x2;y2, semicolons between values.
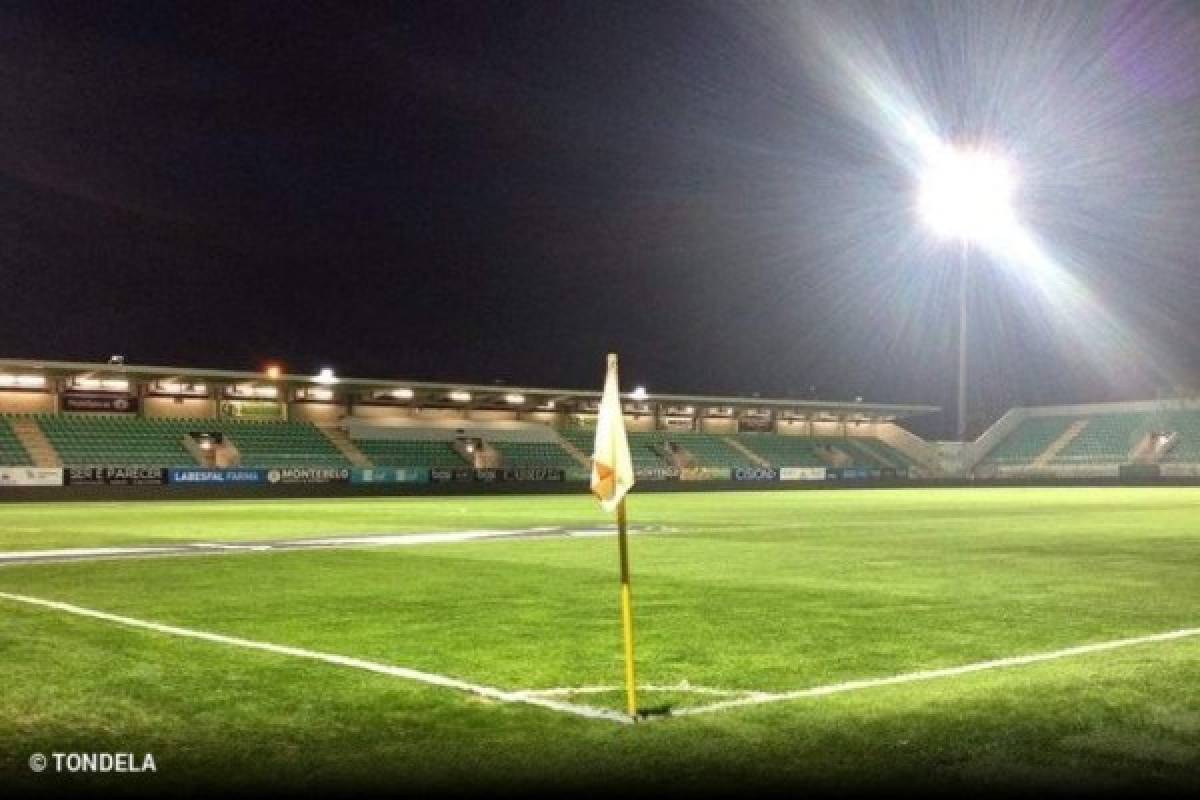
0;374;45;388
265;365;282;380
315;367;337;385
449;390;472;403
918;146;1016;243
631;386;648;400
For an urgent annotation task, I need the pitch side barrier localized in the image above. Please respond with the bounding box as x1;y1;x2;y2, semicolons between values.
3;465;1199;501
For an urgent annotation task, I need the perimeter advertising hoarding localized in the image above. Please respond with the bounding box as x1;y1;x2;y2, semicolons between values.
61;394;139;413
737;416;773;433
169;469;266;485
472;468;566;483
732;466;779;481
351;468;431;484
633;466;680;481
0;467;64;487
430;467;474;483
265;467;351;485
1118;464;1161;479
779;466;827;481
65;467;167;486
680;467;732;481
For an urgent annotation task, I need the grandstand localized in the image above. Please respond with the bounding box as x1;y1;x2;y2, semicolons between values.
734;432;825;467
978;416;1075;467
11;359;1200;484
352;439;469;468
23;414;349;469
0;417;32;466
490;440;579;469
969;401;1200;476
0;359;941;482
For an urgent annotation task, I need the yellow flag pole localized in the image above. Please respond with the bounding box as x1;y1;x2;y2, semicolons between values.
616;496;639;718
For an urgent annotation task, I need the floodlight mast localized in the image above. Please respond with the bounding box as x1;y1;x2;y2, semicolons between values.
917;145;1015;441
957;239;969;443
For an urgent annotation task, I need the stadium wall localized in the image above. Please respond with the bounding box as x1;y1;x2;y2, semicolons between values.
143;397;217;418
0;391;56;414
289;401;342;426
4;473;1199;502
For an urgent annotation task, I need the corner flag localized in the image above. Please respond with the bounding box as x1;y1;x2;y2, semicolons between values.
591;354;635;511
591;353;639;718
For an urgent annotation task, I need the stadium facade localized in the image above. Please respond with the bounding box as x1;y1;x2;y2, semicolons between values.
1;357;1197;490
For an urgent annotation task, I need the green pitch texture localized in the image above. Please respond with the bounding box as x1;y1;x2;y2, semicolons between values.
0;488;1197;796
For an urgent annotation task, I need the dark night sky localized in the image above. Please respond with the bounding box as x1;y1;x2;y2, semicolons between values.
2;1;1199;437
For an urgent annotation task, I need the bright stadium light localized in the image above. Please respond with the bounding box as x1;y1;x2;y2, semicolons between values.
315;367;337;385
916;143;1018;442
918;146;1016;244
631;386;648;401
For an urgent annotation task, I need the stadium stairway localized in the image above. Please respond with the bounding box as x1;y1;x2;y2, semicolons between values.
734;433;826;467
1030;419;1089;468
550;432;590;468
7;416;59;467
720;436;771;467
321;427;373;468
978;416;1075;468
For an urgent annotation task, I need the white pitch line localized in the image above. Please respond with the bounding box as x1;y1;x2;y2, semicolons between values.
516;684;759;698
7;588;1195;726
0;525;677;566
0;591;631;725
0;546;183;561
671;627;1200;718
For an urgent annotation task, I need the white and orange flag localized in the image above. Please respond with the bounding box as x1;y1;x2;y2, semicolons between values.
591;354;635;512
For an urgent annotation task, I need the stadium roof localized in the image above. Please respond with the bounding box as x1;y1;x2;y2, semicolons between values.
0;358;939;421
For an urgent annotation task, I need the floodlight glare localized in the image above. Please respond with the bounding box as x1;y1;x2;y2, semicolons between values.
916;142;1017;442
918;147;1016;243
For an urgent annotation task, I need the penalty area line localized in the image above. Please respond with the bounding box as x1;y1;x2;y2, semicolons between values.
0;591;631;725
671;626;1200;719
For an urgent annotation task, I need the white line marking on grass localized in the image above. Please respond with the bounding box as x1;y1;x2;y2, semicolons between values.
0;525;680;566
0;591;631;725
0;546;183;560
670;627;1200;719
517;684;762;699
7;589;1193;726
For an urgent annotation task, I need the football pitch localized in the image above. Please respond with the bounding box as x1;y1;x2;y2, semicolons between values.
1;487;1198;796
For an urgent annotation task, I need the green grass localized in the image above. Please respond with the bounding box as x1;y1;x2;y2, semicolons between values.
1;487;1198;796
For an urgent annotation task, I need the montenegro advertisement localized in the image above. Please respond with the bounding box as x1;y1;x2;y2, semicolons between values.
265;467;351;485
